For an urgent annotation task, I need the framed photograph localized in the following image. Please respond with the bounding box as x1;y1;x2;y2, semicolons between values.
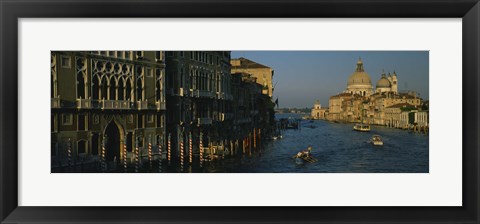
1;0;479;223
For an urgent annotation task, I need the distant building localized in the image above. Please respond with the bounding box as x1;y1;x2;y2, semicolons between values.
231;57;274;97
384;103;414;128
323;57;427;130
311;100;327;119
345;58;374;97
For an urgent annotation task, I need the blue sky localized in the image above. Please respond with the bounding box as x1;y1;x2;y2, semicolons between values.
231;51;429;108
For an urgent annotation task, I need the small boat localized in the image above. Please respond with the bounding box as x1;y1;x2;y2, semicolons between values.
371;135;383;146
353;124;370;132
292;147;317;163
271;135;283;140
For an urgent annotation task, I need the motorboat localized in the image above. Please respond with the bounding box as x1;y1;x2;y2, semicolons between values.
371;135;384;146
353;124;370;132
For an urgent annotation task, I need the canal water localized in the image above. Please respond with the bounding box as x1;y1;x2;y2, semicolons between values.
204;113;429;173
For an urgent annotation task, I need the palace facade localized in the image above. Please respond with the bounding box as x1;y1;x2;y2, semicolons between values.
51;51;166;172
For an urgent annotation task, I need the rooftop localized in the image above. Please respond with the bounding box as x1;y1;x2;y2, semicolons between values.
231;57;271;69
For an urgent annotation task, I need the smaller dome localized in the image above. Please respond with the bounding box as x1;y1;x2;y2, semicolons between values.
376;74;391;88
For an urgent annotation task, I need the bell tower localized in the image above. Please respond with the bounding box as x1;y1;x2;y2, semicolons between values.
391;70;398;93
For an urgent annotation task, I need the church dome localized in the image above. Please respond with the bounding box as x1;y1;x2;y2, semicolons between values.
376;73;391;88
347;58;372;86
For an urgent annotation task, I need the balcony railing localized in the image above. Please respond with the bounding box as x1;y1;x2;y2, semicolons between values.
216;92;225;100
190;89;199;97
101;100;131;110
51;97;61;108
197;118;212;125
155;101;166;111
199;90;214;98
137;100;148;110
76;98;92;109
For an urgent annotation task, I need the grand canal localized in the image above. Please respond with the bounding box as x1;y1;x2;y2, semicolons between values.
202;113;429;173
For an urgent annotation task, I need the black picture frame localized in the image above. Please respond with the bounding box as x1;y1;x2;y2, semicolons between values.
1;0;479;223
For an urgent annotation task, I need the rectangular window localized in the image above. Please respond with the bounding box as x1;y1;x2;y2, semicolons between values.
155;51;162;61
146;67;153;78
61;56;71;68
147;114;154;123
125;51;131;60
62;114;73;125
128;114;134;123
136;51;144;59
137;115;144;128
167;51;174;57
180;51;184;57
78;114;85;131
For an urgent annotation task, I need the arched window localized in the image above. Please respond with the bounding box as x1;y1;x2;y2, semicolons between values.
156;81;161;100
136;78;143;101
101;76;108;100
92;75;99;100
118;79;125;100
109;76;116;100
51;53;56;98
125;79;132;101
77;73;85;99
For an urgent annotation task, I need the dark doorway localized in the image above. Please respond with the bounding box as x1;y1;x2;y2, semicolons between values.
91;133;99;155
105;121;121;162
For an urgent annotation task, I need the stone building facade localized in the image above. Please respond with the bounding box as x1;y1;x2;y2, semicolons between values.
311;100;327;120
165;51;234;160
51;51;166;171
52;51;277;172
231;57;274;97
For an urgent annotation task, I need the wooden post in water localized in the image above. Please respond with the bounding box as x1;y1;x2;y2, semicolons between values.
148;135;152;169
242;138;245;154
189;132;193;164
67;138;73;171
158;136;162;173
253;128;256;149
167;133;171;165
101;136;106;172
135;137;139;173
180;132;184;172
199;131;204;167
123;138;127;172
